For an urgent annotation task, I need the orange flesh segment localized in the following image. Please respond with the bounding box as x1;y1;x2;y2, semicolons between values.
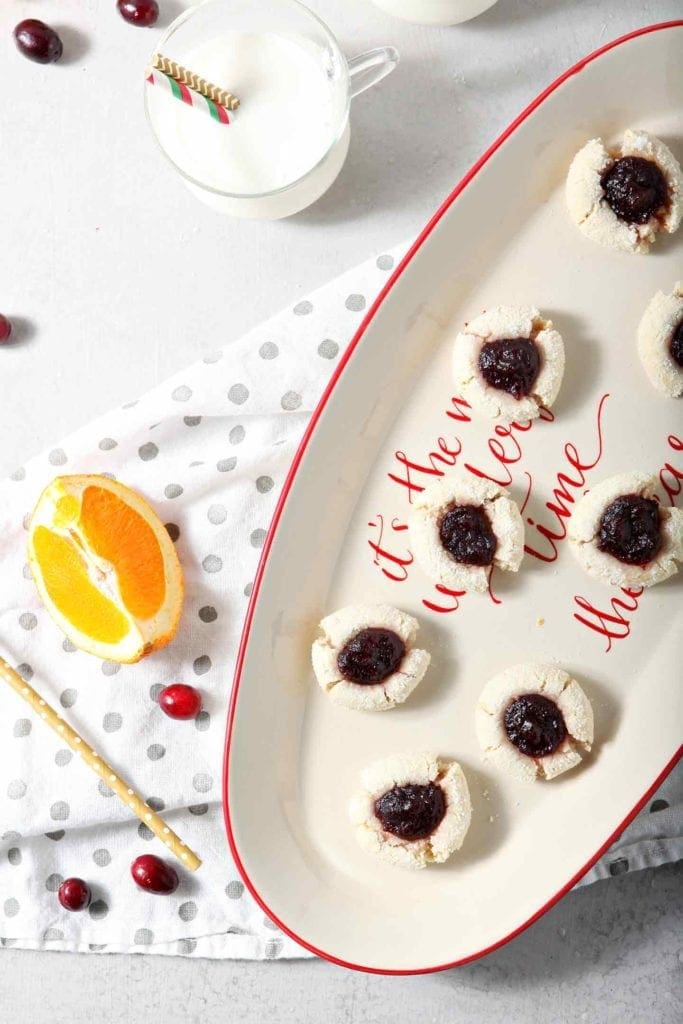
33;526;130;644
79;486;166;621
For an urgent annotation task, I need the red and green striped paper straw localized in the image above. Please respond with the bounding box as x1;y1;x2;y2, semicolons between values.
146;67;231;125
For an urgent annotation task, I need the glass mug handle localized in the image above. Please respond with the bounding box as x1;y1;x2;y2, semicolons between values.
347;46;399;99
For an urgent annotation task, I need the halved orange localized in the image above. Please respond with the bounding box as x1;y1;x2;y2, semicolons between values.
28;475;184;663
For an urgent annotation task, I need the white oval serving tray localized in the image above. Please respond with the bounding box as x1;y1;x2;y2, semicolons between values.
224;22;683;973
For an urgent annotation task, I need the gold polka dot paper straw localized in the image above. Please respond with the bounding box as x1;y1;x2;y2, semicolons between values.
0;657;201;872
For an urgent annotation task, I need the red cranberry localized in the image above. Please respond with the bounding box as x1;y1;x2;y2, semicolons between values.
58;878;91;912
14;20;63;64
159;683;202;720
117;1;160;27
0;315;12;344
131;854;179;894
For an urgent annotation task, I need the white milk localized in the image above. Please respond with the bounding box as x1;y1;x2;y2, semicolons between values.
147;31;349;218
369;0;497;26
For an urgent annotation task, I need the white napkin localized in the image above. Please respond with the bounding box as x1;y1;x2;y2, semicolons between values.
0;246;680;960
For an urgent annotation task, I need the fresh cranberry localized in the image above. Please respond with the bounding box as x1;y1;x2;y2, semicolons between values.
117;1;160;27
58;878;91;912
14;20;63;64
159;683;202;720
131;854;179;894
0;315;12;344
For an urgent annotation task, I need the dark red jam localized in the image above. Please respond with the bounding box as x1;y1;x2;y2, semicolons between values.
337;627;405;684
504;694;567;758
374;782;446;841
600;156;668;225
598;493;661;566
478;337;540;399
670;319;683;368
439;503;497;566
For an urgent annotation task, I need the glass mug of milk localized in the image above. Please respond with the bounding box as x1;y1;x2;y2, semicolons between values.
369;0;498;25
145;0;399;219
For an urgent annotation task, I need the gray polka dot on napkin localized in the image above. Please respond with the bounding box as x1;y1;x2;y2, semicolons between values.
50;801;70;821
192;773;213;793
89;900;109;921
227;383;249;405
48;448;67;466
138;442;159;461
207;504;227;525
318;339;339;359
178;901;197;923
202;554;222;573
172;385;192;402
281;391;301;411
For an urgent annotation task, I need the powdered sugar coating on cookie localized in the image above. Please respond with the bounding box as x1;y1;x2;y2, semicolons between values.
311;604;430;711
637;282;683;397
452;305;565;423
409;471;524;593
349;752;472;869
475;663;594;783
566;130;683;254
568;472;683;588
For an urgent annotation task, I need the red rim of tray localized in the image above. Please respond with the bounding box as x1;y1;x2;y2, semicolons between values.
223;20;683;975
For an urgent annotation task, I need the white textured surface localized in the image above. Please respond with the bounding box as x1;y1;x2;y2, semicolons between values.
1;0;680;1015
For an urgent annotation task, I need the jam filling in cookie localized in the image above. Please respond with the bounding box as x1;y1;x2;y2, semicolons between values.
438;503;497;566
374;782;446;841
478;337;540;399
337;627;406;685
504;694;567;758
670;319;683;368
600;156;668;225
598;493;662;566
